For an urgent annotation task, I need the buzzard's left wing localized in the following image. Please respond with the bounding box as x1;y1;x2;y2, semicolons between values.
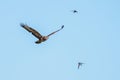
47;25;64;37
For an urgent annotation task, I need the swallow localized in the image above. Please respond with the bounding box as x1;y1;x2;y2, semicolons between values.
72;10;78;13
78;62;84;69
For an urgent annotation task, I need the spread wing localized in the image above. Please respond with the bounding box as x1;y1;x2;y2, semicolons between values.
20;23;42;39
78;63;80;69
47;25;64;37
78;62;84;69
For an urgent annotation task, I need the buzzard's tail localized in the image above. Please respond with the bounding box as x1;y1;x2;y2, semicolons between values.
47;25;64;37
35;40;41;44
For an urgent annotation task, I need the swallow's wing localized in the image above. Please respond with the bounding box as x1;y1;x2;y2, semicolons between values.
78;63;80;69
74;10;78;13
47;25;64;37
78;62;84;69
20;23;42;39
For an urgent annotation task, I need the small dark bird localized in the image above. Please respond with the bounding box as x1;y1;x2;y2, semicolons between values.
72;10;78;13
78;62;84;69
20;23;64;44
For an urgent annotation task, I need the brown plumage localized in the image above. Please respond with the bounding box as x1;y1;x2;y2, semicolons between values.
20;23;64;44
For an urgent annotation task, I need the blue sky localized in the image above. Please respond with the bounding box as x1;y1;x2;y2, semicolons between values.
0;0;120;80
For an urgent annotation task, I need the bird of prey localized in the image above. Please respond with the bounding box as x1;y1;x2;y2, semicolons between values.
78;62;84;69
20;23;64;44
72;10;78;13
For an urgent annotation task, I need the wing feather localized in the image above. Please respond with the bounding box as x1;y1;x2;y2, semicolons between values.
20;23;42;39
47;25;64;37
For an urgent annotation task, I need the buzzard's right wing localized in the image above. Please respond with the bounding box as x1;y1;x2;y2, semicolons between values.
20;23;42;39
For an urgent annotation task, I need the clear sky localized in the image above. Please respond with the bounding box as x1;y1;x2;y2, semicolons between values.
0;0;120;80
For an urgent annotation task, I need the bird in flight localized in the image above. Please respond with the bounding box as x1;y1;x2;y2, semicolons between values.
20;23;64;44
72;10;78;13
78;62;84;69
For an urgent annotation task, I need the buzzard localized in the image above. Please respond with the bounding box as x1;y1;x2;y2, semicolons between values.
78;62;84;69
20;23;64;44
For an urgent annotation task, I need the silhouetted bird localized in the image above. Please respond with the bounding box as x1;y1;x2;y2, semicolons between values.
78;62;84;69
20;23;64;44
72;10;78;13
